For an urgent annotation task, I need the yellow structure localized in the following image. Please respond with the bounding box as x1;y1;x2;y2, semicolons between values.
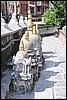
19;40;24;51
27;10;38;35
36;24;38;30
36;24;39;34
33;25;37;34
25;31;29;41
27;10;33;30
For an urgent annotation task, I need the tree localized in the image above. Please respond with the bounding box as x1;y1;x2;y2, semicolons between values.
42;7;56;27
51;1;66;28
42;1;66;28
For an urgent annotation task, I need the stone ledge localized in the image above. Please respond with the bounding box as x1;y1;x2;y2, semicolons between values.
1;69;11;99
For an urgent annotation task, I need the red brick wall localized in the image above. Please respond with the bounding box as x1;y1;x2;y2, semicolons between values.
58;30;66;44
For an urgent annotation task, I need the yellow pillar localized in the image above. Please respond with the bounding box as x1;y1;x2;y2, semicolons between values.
19;40;24;51
25;31;29;41
33;25;37;34
36;24;39;35
27;10;33;30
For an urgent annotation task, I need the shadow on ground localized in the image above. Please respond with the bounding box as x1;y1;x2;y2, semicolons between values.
45;60;65;68
42;51;57;54
33;70;58;92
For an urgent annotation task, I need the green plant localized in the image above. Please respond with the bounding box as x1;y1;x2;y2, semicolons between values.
51;1;66;28
42;1;66;28
62;25;66;33
42;7;56;27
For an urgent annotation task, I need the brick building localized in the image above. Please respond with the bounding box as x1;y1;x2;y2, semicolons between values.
1;1;51;21
17;1;51;16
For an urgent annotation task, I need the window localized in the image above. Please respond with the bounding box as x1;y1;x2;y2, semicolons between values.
45;6;49;11
37;7;40;11
45;1;49;5
30;6;34;14
37;1;41;6
42;6;44;13
42;1;44;3
23;5;26;12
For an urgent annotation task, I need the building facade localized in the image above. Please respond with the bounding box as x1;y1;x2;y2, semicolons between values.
17;1;51;16
1;1;51;21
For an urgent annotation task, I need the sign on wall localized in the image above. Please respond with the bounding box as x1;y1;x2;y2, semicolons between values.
37;1;41;6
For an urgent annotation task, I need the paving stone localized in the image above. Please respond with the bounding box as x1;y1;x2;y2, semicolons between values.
53;73;65;81
54;87;66;99
54;81;66;87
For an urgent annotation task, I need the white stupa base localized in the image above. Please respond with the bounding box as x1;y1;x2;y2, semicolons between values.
1;13;5;26
4;23;8;28
9;12;18;25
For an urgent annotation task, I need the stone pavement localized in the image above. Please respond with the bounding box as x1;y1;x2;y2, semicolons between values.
1;35;66;99
41;35;66;99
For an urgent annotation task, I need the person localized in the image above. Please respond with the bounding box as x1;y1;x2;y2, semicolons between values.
9;4;14;15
